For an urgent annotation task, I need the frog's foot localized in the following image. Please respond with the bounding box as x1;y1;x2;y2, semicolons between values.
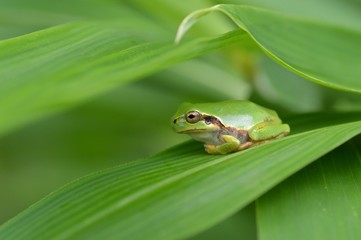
237;141;254;151
204;144;218;154
237;139;271;151
273;132;289;139
204;135;240;155
238;133;288;151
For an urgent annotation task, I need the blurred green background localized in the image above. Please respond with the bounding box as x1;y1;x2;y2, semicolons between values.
1;0;361;239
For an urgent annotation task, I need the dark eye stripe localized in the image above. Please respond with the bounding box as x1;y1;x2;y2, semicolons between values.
204;116;212;125
202;115;225;127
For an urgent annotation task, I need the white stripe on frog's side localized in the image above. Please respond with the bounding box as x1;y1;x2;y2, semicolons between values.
222;115;254;128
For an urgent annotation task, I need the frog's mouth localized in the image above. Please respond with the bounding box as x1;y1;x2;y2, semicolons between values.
178;128;207;134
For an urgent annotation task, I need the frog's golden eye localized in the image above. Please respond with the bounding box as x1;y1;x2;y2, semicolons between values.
185;111;201;124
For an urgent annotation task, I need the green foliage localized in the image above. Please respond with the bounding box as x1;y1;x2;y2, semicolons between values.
1;114;361;239
0;0;360;239
0;21;242;135
257;140;361;240
176;4;361;92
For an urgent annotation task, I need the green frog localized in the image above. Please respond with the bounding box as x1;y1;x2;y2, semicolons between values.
172;100;290;154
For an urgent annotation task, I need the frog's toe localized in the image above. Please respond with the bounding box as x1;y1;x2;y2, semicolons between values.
204;144;219;155
237;141;254;151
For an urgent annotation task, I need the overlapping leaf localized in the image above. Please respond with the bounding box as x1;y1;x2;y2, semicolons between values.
0;113;360;239
0;22;244;136
176;4;361;93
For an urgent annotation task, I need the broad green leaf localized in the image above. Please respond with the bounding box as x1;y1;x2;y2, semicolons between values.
0;0;232;41
222;0;361;31
176;5;361;93
0;113;360;239
257;139;361;240
125;0;234;37
0;0;140;39
0;22;245;136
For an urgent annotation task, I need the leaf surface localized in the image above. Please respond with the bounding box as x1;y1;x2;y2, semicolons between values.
176;5;361;93
0;113;360;239
0;22;244;136
257;139;361;240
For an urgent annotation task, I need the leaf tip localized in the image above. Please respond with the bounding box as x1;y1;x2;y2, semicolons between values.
174;5;221;44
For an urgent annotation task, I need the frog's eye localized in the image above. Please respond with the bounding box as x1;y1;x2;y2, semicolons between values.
185;111;201;124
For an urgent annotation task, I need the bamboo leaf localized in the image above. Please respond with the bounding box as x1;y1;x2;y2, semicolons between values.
0;21;244;136
221;0;361;31
176;5;361;93
257;139;361;240
0;113;360;239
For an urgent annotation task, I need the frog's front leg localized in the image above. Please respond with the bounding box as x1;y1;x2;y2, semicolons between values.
204;134;240;155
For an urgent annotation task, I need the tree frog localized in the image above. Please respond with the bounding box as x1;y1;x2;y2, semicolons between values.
171;100;290;154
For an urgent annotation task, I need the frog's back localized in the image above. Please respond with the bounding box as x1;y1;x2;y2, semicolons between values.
193;100;280;129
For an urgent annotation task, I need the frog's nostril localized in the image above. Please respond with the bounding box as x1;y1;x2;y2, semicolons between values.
173;119;177;124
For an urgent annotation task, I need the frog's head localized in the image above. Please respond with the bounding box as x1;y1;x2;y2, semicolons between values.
171;102;222;133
